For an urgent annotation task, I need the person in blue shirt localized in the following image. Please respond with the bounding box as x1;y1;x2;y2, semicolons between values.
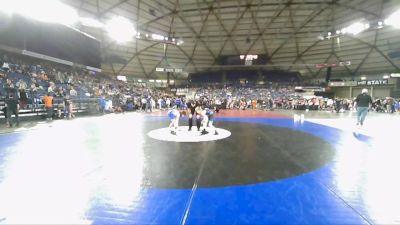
98;95;106;114
175;98;181;109
127;100;134;111
395;100;400;112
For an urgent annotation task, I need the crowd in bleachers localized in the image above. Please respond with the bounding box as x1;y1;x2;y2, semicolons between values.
1;51;399;127
190;85;400;113
0;51;177;117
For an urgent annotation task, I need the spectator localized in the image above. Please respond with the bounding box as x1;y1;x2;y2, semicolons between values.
1;104;7;121
105;97;113;113
5;93;20;127
146;95;152;112
19;88;28;109
141;97;147;111
4;78;14;90
63;95;73;119
42;92;54;121
70;87;77;96
98;95;106;114
166;98;171;109
158;98;163;110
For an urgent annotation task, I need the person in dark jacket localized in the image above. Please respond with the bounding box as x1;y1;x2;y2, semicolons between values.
355;88;373;128
5;93;20;127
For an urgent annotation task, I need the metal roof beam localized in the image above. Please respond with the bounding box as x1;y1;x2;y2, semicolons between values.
97;0;129;18
164;0;180;68
184;1;214;70
248;0;271;59
269;1;335;59
211;0;253;67
242;0;291;57
138;0;340;29
347;36;400;71
288;40;322;71
176;45;200;72
175;13;217;60
137;56;149;77
117;42;160;74
334;2;380;19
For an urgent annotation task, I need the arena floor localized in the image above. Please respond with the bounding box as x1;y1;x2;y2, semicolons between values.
0;110;399;224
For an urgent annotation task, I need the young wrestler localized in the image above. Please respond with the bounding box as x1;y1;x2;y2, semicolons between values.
168;106;180;135
206;107;218;135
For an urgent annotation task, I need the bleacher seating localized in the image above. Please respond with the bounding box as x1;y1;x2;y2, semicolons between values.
0;95;97;121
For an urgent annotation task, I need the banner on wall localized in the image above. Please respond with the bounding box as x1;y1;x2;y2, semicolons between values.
176;88;189;95
329;81;357;87
357;79;388;86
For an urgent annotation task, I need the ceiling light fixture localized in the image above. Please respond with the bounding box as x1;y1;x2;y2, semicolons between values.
80;18;104;28
105;16;136;43
344;22;368;35
385;9;400;28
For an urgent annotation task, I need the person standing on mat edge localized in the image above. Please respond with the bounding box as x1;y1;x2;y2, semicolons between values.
355;88;373;128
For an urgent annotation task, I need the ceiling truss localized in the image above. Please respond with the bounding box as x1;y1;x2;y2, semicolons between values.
64;0;400;79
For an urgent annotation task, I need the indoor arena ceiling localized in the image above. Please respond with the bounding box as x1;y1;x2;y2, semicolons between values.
63;0;400;79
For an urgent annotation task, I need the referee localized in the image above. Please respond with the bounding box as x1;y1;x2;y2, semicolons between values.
187;100;201;131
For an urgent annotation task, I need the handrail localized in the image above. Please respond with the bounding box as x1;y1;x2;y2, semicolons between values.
0;95;99;116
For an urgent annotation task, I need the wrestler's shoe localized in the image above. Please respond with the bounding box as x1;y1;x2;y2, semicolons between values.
200;129;209;135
